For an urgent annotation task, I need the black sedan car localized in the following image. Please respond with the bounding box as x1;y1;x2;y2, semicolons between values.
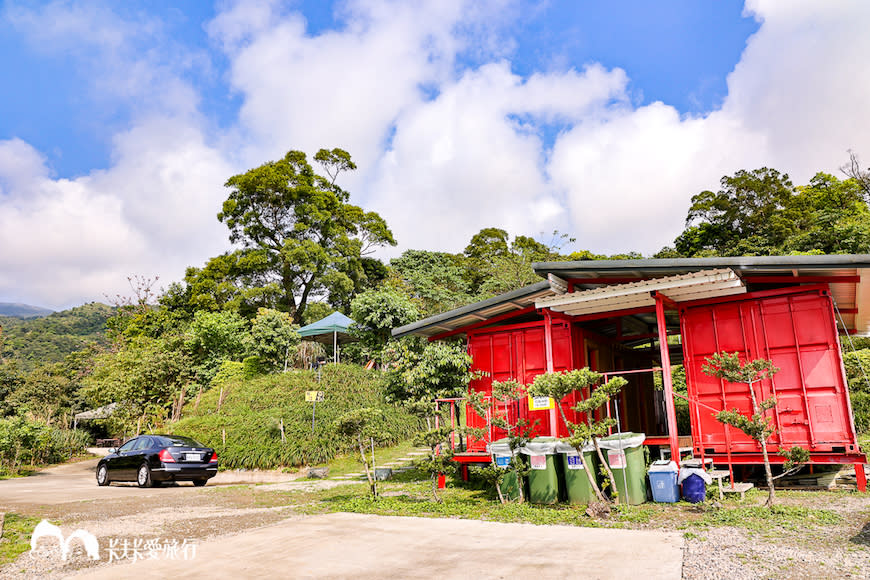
96;434;218;488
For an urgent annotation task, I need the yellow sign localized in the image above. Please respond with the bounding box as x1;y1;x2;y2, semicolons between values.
305;391;325;403
528;395;555;411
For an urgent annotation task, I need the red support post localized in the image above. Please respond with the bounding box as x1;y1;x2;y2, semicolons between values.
856;463;868;492
655;294;681;466
543;309;558;437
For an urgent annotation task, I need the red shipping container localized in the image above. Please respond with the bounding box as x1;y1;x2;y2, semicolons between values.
681;286;861;460
466;321;577;450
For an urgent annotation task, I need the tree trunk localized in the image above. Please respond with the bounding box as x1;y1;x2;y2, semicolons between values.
592;436;619;504
747;380;776;507
358;435;376;499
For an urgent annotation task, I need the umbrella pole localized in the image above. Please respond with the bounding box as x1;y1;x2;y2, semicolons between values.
334;330;338;364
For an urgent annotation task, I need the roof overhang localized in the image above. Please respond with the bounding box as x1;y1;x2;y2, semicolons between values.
535;269;745;316
391;281;555;339
393;255;870;339
534;255;870;335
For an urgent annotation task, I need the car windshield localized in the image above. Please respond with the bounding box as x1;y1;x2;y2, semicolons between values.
156;435;205;448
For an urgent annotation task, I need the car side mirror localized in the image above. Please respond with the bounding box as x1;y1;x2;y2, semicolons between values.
107;447;117;454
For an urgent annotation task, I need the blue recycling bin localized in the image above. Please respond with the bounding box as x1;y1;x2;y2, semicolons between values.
648;460;679;503
678;466;712;503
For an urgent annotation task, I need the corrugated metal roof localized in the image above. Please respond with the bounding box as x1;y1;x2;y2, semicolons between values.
393;255;870;338
535;269;745;316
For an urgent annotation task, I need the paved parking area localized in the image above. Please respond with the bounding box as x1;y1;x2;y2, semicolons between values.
75;512;685;579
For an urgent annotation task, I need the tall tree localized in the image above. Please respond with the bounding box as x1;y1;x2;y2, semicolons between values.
217;149;395;323
675;168;796;257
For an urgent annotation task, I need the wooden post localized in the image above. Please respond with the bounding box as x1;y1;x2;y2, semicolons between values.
655;293;681;466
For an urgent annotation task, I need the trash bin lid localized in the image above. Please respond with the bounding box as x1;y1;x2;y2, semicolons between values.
487;439;516;456
648;460;678;473
598;432;646;450
519;437;558;455
678;467;712;484
555;439;594;453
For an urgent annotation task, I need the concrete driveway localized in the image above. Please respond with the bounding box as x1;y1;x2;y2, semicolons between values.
0;456;297;508
75;512;684;579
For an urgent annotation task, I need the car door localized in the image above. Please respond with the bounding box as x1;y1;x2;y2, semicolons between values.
111;438;140;481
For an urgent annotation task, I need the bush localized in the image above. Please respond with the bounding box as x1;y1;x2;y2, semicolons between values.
851;391;870;434
169;364;421;469
0;417;91;474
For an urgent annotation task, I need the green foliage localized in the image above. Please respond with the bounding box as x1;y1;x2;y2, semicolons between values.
384;339;475;402
181;250;283;318
247;308;300;372
703;352;782;507
170;365;419;469
390;250;472;316
0;417;91;475
217;148;395;323
302;302;334;325
349;286;419;364
779;445;810;471
702;352;779;385
82;335;194;436
187;310;250;382
0;303;112;370
7;364;75;425
842;349;870;394
671;167;870;257
850;391;870;433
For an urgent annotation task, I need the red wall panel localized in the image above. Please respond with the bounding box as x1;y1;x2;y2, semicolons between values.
681;287;860;459
466;321;576;450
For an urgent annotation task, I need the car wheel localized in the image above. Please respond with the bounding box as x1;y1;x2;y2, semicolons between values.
193;478;207;487
96;464;110;486
137;463;153;488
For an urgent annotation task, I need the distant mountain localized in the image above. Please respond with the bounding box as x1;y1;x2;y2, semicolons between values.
0;302;54;318
0;302;113;369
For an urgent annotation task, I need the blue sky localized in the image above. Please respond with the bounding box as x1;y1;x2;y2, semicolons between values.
1;0;868;308
0;1;756;178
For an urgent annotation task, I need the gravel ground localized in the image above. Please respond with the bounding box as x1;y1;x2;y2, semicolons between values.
3;480;868;579
680;494;870;579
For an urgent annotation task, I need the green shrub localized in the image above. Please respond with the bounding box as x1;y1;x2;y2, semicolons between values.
851;391;869;434
170;364;421;469
0;417;91;474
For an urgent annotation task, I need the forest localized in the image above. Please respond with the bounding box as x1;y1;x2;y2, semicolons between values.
1;148;869;473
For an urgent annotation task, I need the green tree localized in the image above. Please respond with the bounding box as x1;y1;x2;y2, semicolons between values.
246;308;300;372
186;311;250;383
390;250;472;316
82;336;194;437
529;369;627;507
217;148;395;323
467;379;535;504
676;168;796;257
384;340;476;402
702;352;782;507
349;286;419;365
334;408;387;499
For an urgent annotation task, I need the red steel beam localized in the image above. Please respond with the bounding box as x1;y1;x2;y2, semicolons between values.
655;294;681;466
742;275;861;284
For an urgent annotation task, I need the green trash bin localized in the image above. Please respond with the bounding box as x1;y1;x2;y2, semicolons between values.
521;437;560;504
555;441;599;505
488;438;521;501
599;432;648;505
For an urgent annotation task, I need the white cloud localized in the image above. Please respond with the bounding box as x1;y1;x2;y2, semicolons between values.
366;61;629;254
4;0;870;308
0;3;234;308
